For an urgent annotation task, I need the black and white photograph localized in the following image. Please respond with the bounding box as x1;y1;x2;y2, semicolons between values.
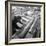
11;4;41;39
5;1;45;45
